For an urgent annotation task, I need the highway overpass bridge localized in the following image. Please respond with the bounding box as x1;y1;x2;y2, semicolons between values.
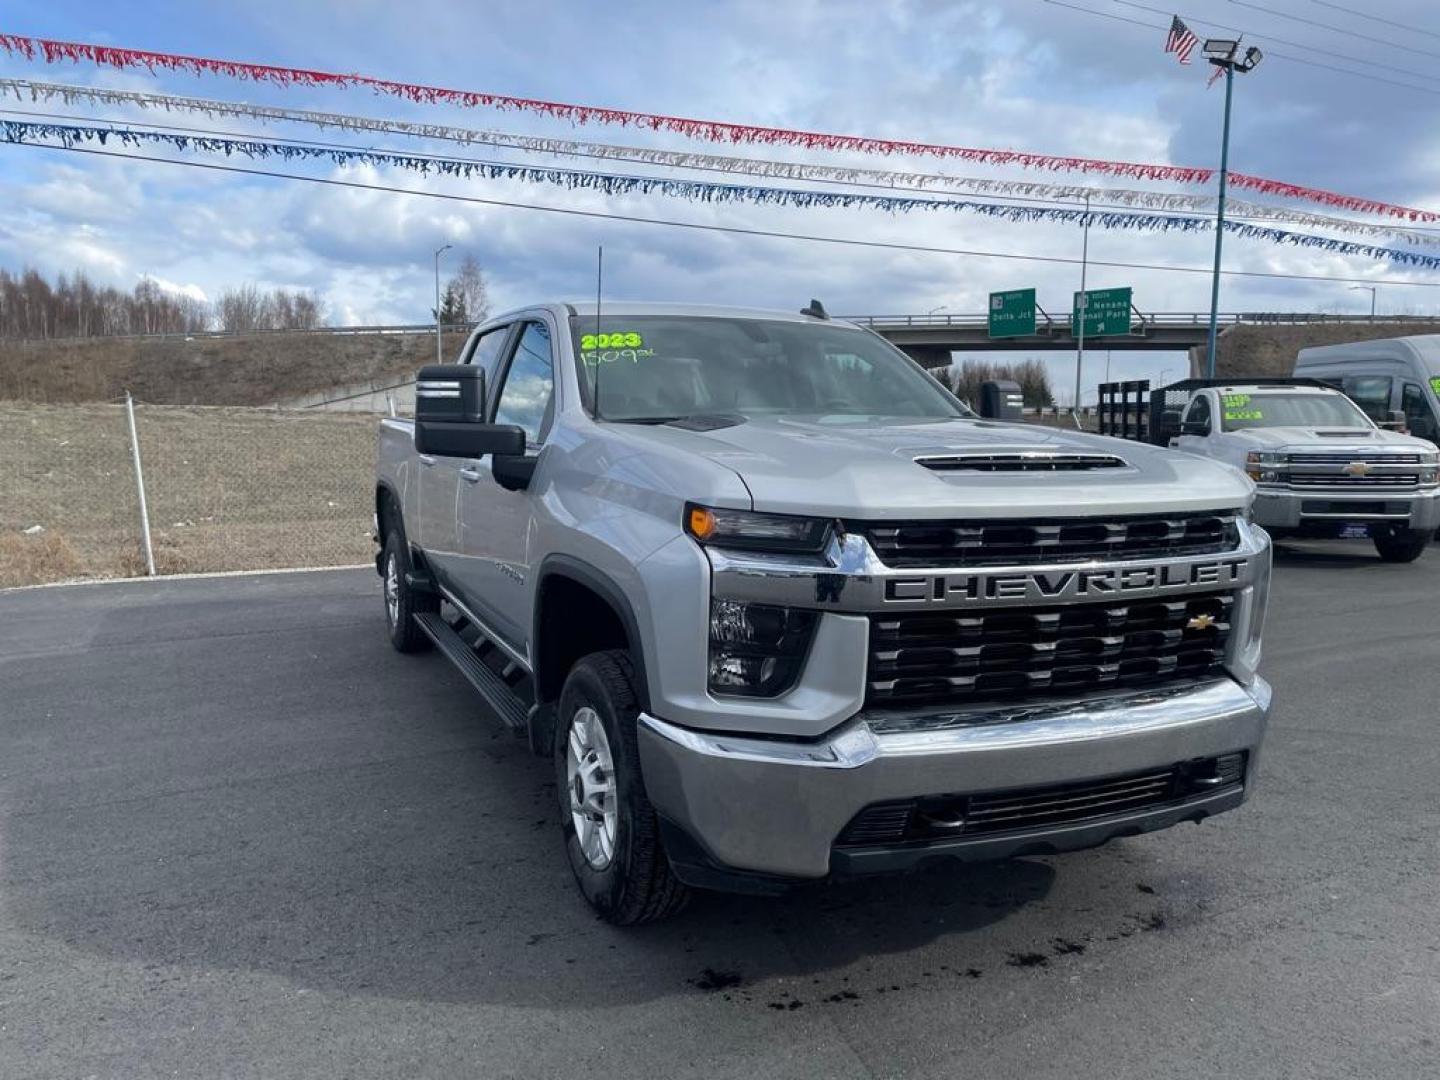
844;312;1440;369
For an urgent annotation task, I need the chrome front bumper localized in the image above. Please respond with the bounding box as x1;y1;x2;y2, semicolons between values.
1252;486;1440;531
638;677;1271;880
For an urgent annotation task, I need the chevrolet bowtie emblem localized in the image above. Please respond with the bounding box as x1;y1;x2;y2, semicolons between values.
1186;613;1218;631
1343;461;1371;477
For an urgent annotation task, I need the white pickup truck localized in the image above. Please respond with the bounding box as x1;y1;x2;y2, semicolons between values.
1103;379;1439;562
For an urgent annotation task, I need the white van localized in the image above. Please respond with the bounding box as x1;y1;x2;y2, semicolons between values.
1293;335;1440;446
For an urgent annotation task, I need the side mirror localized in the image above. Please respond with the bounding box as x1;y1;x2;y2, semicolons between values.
414;364;527;458
1156;409;1182;440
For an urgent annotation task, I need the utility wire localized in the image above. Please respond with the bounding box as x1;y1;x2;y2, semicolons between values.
1310;0;1440;42
1115;0;1440;87
1043;1;1440;98
1229;0;1440;63
7;137;1440;289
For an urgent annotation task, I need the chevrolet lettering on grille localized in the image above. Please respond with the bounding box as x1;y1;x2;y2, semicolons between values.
884;557;1251;605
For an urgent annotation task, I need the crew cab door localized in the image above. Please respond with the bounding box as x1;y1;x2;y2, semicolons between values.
416;324;512;581
451;318;557;650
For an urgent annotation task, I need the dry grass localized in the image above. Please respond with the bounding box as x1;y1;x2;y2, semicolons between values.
0;530;83;588
2;401;376;587
0;330;468;407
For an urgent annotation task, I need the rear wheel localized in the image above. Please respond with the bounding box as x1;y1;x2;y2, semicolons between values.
1373;526;1432;563
382;527;438;652
555;650;689;925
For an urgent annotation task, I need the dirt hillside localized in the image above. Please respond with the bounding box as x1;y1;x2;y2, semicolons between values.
0;330;469;406
1194;322;1440;380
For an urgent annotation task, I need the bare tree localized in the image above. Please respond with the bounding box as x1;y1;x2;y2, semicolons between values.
449;254;490;325
933;358;1055;409
0;267;210;339
215;283;266;333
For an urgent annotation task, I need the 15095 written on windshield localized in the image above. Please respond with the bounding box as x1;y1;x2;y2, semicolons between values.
1222;393;1262;423
580;330;655;366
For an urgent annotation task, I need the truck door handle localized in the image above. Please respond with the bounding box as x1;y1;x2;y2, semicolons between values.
459;466;483;483
418;454;436;467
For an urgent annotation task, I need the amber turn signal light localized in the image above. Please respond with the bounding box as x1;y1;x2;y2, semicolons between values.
688;506;718;541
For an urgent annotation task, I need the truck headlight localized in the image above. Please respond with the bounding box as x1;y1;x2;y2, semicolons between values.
1230;529;1271;686
685;503;831;554
1245;451;1286;483
1418;452;1439;487
708;599;817;697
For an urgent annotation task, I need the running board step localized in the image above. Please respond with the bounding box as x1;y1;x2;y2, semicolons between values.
413;612;528;732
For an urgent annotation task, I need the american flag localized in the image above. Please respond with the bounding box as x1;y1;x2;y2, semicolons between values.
1165;15;1199;65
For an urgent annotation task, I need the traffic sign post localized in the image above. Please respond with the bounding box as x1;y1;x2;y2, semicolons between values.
988;289;1037;339
1073;287;1133;338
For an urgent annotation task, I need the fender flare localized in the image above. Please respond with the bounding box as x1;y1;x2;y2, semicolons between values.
533;553;652;714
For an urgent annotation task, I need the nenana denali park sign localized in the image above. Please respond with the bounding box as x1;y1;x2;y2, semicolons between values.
1072;286;1133;338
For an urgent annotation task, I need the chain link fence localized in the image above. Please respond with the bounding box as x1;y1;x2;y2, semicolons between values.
2;400;378;588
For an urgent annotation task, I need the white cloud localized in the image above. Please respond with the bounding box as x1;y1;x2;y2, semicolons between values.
1;0;1438;378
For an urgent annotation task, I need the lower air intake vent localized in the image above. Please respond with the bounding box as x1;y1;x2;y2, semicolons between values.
836;754;1247;847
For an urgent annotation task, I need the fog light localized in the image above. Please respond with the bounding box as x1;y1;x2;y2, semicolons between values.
708;599;817;697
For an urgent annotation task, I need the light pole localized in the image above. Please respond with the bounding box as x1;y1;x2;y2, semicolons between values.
927;305;948;318
1202;40;1263;379
1073;194;1091;428
433;242;452;365
1350;285;1377;321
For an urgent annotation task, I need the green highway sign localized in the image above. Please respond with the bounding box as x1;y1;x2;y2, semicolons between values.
988;288;1037;339
1073;286;1133;337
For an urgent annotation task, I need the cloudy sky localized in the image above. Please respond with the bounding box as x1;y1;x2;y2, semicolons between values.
3;0;1440;393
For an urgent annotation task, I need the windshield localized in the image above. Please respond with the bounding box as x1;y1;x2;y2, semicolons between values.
570;315;971;422
1220;392;1373;432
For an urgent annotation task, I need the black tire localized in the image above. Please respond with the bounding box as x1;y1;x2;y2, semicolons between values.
554;650;689;925
1373;526;1433;563
382;527;438;652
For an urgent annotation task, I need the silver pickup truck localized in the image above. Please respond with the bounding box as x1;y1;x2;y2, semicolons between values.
376;302;1273;924
1102;379;1440;562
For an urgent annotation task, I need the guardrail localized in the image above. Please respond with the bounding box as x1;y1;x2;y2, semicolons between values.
840;312;1440;329
0;323;478;345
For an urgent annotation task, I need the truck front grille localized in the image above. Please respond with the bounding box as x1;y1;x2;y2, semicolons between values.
854;511;1239;568
866;593;1233;709
1288;452;1423;466
835;754;1247;847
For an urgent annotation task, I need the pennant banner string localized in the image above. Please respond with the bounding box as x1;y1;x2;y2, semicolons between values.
0;32;1215;182
4;116;1439;271
2;32;1436;224
4;79;1438;249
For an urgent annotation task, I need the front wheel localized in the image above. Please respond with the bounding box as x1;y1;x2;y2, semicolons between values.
1373;526;1433;563
554;650;689;925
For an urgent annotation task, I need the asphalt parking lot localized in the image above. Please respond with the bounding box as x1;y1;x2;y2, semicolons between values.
2;547;1437;1080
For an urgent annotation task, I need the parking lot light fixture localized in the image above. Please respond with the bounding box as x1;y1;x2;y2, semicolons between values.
1349;285;1377;320
1203;40;1262;379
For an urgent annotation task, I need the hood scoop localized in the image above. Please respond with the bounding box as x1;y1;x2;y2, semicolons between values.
1315;429;1373;438
914;451;1128;473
